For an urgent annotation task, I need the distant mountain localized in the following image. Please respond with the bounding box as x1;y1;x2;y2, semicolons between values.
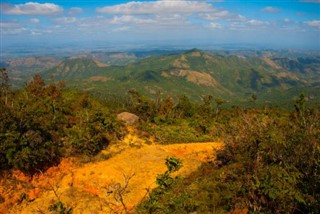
271;57;320;85
2;56;61;87
41;49;319;106
3;56;60;71
44;57;108;80
70;52;137;65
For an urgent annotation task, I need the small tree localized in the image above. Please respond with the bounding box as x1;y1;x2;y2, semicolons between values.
294;93;306;127
27;74;46;97
105;173;135;213
174;95;193;118
0;68;10;105
214;98;225;115
156;156;183;189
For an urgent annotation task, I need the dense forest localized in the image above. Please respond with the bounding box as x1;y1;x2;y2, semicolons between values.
0;68;319;213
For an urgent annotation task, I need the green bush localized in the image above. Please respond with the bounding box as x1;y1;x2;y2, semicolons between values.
137;106;320;213
0;75;123;175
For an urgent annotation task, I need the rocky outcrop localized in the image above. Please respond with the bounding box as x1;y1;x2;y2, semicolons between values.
117;112;139;125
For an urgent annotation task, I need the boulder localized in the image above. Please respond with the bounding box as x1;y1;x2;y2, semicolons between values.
117;112;139;125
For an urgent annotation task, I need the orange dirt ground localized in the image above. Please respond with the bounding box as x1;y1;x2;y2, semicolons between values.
0;128;223;214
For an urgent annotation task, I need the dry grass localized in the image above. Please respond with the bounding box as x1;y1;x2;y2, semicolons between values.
2;127;223;213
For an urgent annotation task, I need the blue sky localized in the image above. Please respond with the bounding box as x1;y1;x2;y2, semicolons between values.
1;0;320;51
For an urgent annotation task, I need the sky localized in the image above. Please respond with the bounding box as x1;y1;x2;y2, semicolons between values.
1;0;320;52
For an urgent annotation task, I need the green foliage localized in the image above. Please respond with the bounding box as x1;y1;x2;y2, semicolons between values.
165;156;182;173
294;93;307;127
174;95;194;118
138;157;183;213
0;68;10;103
0;75;64;174
156;157;182;189
214;109;319;213
66;110;115;156
39;50;320;107
137;105;320;213
0;74;124;175
1;65;319;213
127;89;157;120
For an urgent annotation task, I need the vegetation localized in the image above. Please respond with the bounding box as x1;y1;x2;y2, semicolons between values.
27;49;319;107
136;95;320;213
1;61;319;213
137;156;183;214
0;72;123;175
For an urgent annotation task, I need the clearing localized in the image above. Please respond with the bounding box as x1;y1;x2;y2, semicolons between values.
1;128;223;213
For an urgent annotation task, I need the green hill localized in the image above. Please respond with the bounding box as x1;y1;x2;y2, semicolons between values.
44;57;108;81
42;49;319;106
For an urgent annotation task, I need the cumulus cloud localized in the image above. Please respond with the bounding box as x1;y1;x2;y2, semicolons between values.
262;6;280;13
30;29;52;36
229;18;269;30
53;17;77;24
29;18;40;23
304;20;320;27
209;22;222;29
200;10;231;20
201;11;247;23
0;21;27;34
111;15;155;25
77;17;110;28
248;19;268;26
1;2;63;15
96;1;215;14
113;26;131;32
68;7;83;15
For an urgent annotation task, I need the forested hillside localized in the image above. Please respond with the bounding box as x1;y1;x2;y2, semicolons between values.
0;69;124;174
3;49;319;107
1;66;319;213
42;49;320;106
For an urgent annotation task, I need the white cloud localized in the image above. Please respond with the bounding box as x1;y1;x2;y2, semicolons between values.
111;15;155;24
201;11;248;23
209;22;222;29
68;7;83;15
113;26;131;32
229;18;269;31
30;29;52;36
96;1;215;14
262;6;280;13
248;19;267;26
109;14;189;28
0;22;20;28
2;2;63;15
77;17;110;28
0;20;57;36
0;21;27;34
29;18;40;23
201;10;231;21
53;17;77;24
304;20;320;27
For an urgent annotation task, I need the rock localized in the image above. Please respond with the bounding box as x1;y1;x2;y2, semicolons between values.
117;112;139;125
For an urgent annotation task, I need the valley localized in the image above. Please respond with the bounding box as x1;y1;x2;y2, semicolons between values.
3;49;320;107
1;50;319;213
1;0;319;212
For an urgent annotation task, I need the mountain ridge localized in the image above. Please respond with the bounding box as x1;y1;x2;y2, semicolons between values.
5;49;320;106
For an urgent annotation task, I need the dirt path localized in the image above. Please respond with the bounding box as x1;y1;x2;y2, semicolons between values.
2;130;223;213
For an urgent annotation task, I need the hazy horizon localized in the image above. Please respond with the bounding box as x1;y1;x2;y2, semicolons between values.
1;0;320;53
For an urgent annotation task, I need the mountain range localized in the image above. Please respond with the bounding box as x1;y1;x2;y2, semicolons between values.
4;49;320;106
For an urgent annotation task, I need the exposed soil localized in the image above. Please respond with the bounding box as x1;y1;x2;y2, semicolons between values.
0;128;223;213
